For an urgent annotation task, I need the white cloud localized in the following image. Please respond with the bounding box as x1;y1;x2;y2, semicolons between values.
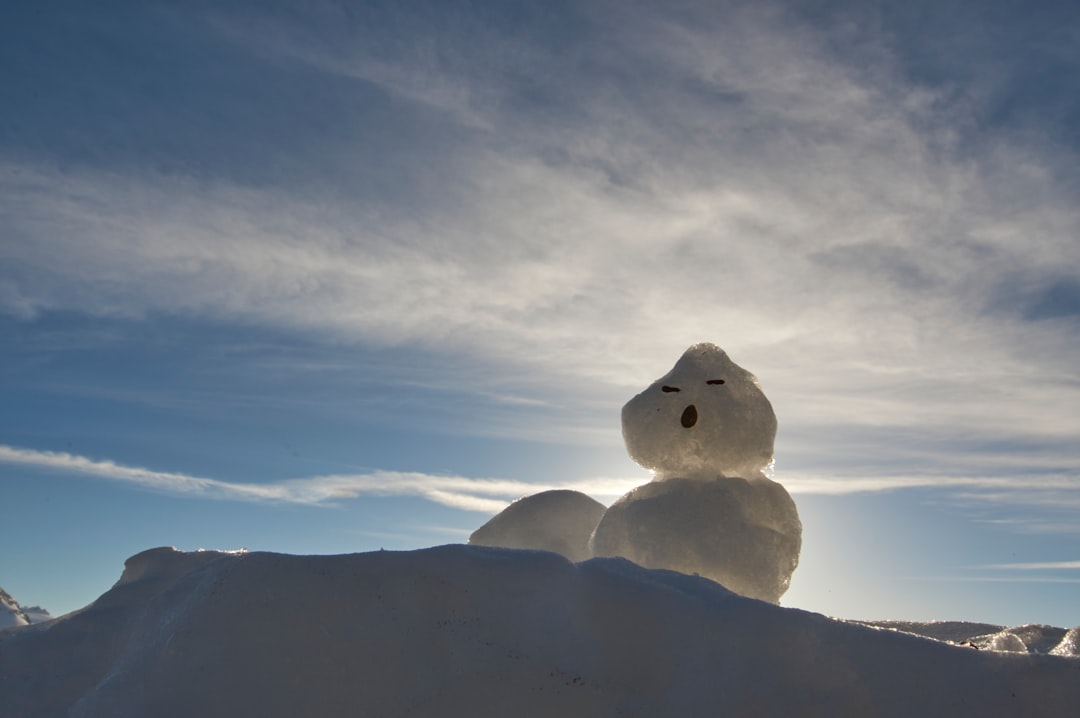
902;576;1080;584
981;561;1080;571
0;444;640;512
2;2;1079;490
782;472;1080;496
4;443;1078;528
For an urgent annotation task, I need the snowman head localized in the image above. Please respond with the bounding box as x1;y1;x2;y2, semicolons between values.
621;343;776;479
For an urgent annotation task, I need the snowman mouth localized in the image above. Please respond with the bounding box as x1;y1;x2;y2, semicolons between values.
681;404;698;428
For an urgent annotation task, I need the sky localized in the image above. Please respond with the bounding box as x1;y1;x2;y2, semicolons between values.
1;0;1078;627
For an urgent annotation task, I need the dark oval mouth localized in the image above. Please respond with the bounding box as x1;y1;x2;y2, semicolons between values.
681;404;698;428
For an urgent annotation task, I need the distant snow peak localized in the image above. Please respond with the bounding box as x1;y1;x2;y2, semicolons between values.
0;585;51;629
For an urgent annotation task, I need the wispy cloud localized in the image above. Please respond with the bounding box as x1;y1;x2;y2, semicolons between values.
783;473;1080;496
0;444;639;512
902;576;1080;584
2;2;1079;517
980;561;1080;571
4;443;1078;521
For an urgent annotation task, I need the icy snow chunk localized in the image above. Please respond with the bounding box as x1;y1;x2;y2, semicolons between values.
621;343;776;479
986;631;1028;653
590;474;801;603
469;489;605;562
1001;624;1070;654
1050;627;1080;656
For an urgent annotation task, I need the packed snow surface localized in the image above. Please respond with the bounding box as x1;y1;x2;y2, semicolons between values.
1;546;1077;718
1051;627;1080;656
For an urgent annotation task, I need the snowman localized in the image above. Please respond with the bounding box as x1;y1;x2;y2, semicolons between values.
590;343;801;603
470;343;801;603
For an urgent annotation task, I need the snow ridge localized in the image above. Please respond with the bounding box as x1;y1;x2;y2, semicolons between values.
1;545;1078;717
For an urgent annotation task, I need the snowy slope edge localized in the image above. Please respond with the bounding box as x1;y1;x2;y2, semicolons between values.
0;545;1077;718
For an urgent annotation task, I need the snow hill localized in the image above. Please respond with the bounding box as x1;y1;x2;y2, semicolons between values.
0;586;50;629
1;546;1078;717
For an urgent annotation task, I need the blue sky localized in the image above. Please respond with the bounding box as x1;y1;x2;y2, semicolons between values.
1;0;1078;626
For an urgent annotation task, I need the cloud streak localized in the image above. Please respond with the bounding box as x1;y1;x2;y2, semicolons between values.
4;443;1078;522
782;473;1080;496
903;576;1080;584
981;561;1080;571
2;2;1079;535
3;3;1076;391
0;444;639;513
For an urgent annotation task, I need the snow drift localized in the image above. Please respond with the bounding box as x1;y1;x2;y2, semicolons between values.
2;546;1078;717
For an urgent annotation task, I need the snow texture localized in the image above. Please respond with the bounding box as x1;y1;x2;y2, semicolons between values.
0;587;50;630
1051;627;1080;657
0;588;27;629
590;475;801;603
469;490;605;562
1;546;1077;718
987;631;1029;653
857;621;1076;654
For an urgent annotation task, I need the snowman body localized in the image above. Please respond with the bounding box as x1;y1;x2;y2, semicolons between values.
592;343;801;603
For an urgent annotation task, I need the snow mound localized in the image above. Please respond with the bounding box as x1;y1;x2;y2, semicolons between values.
1051;627;1080;657
972;625;1070;654
986;630;1029;653
856;619;1005;644
469;490;605;562
1;546;1078;717
856;621;1080;656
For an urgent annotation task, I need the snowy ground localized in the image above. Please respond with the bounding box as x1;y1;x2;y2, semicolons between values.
1;545;1078;717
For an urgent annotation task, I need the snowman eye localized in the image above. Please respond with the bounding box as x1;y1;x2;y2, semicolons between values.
661;385;681;392
706;379;725;385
